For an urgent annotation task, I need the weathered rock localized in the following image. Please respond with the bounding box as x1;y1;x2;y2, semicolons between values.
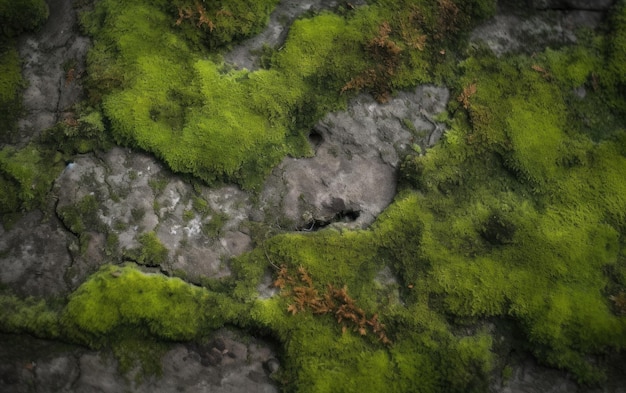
491;355;626;393
258;85;449;230
0;331;279;393
532;0;614;11
17;0;90;145
472;2;608;56
53;147;253;282
263;358;280;375
34;355;80;392
0;211;74;297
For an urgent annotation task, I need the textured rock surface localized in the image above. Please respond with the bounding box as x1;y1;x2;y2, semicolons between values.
2;0;624;392
0;331;279;393
471;1;609;56
0;211;74;297
491;356;626;393
532;0;615;10
17;0;90;146
257;85;449;230
52;147;253;284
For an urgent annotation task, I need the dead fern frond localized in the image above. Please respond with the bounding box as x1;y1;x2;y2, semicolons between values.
610;291;626;315
531;64;551;79
274;266;392;345
458;82;477;109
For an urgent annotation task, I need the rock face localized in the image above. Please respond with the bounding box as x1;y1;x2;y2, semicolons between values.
52;147;254;285
17;0;90;145
2;0;624;392
0;331;279;393
491;356;626;393
258;85;449;230
0;211;74;297
532;0;615;10
471;0;611;56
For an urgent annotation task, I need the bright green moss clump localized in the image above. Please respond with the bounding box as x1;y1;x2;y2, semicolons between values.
82;0;495;189
62;264;246;346
395;23;626;381
8;0;626;390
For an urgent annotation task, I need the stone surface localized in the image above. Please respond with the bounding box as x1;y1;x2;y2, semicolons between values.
471;2;608;56
0;211;74;297
0;331;279;393
532;0;615;10
258;85;449;230
53;147;254;283
3;0;624;392
16;0;90;146
491;356;626;393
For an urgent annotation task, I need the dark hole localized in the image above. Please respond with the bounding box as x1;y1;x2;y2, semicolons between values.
308;130;323;148
296;210;360;232
480;213;516;246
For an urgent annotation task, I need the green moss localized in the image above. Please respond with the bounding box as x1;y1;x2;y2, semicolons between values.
111;334;168;381
0;43;22;138
82;0;494;190
6;0;619;389
0;293;61;338
394;38;626;383
0;0;48;37
62;264;246;347
57;194;101;235
0;144;64;216
134;232;169;266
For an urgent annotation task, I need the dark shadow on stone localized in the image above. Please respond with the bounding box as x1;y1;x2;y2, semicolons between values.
308;129;324;149
296;209;361;232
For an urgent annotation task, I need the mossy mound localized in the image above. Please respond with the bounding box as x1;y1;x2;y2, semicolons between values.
81;0;495;189
3;0;626;391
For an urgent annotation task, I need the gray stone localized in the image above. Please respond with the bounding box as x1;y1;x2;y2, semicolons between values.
264;358;280;375
532;0;614;10
16;0;91;145
34;355;80;392
471;3;607;56
258;85;449;230
0;211;73;297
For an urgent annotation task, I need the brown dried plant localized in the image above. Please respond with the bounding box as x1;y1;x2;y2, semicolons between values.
531;64;551;80
175;1;217;32
457;82;477;109
610;291;626;316
273;265;392;345
435;0;460;39
341;22;403;103
65;67;76;85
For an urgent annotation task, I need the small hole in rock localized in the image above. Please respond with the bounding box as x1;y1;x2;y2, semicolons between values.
308;130;323;148
297;210;360;232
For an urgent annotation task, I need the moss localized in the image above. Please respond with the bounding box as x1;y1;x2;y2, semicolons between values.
134;231;169;266
5;0;623;389
62;264;247;347
0;0;48;37
0;42;23;139
0;293;61;338
392;37;626;383
57;194;101;235
0;144;64;216
111;333;168;382
82;0;494;190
